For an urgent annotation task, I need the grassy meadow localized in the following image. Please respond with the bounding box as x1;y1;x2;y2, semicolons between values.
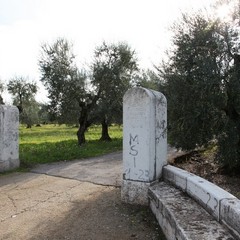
19;124;122;168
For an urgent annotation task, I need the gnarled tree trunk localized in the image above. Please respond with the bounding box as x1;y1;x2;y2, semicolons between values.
77;124;86;145
77;108;88;145
100;117;111;141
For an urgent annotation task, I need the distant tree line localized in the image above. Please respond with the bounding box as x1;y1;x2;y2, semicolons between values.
0;40;151;141
0;77;49;128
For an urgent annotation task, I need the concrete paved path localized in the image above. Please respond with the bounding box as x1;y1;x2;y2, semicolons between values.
30;146;184;187
0;148;183;239
0;151;168;240
31;151;123;187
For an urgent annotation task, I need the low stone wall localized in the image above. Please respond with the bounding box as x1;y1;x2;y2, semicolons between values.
149;181;235;240
0;105;19;172
161;165;240;239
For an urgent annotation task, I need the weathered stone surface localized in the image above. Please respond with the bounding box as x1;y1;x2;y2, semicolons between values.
123;87;167;182
221;198;240;239
163;165;236;221
122;87;167;205
121;179;152;205
186;175;236;221
149;182;235;240
163;165;194;191
0;105;19;172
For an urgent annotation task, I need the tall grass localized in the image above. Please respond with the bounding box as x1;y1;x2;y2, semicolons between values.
19;124;122;167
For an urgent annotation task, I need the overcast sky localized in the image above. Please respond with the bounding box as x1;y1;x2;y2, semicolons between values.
0;0;214;102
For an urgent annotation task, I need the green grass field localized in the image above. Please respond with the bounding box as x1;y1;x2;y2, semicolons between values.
19;124;122;168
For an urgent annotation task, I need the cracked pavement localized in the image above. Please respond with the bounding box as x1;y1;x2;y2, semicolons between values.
0;151;165;240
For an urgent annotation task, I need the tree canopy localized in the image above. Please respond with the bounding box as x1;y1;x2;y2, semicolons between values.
91;41;138;140
7;76;38;127
39;39;138;144
39;38;91;143
160;1;240;171
39;38;84;122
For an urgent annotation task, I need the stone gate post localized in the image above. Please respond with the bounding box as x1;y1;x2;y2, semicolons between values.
121;87;167;205
0;105;19;172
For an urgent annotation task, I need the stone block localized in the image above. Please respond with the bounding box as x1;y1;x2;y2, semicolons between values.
121;179;152;205
123;87;167;183
163;165;194;191
220;198;240;239
186;175;236;221
122;87;167;205
149;182;235;240
0;105;19;172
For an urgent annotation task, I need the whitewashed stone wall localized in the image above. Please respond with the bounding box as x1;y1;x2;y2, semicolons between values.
0;105;19;172
121;87;167;205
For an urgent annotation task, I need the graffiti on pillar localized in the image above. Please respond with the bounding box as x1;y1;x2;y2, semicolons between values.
129;133;139;168
156;119;167;143
126;133;150;181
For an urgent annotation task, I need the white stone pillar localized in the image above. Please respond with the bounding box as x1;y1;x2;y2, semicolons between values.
0;105;19;172
121;87;167;205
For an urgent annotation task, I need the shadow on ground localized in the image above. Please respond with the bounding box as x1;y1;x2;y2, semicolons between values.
29;187;165;240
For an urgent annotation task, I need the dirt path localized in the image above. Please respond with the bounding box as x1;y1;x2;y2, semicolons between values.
0;152;165;240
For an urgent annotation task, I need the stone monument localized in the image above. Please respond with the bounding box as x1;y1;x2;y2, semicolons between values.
121;87;167;205
0;105;19;172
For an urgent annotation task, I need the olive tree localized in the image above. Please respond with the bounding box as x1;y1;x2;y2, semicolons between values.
39;38;100;144
7;76;38;128
91;41;138;141
160;4;240;171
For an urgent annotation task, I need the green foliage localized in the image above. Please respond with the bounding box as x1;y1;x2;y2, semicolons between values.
39;38;86;124
38;104;51;124
160;5;240;171
7;76;38;127
91;41;138;138
0;81;4;104
39;39;138;144
21;100;40;128
19;124;122;167
39;38;97;144
7;76;37;105
161;14;223;147
135;69;161;91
